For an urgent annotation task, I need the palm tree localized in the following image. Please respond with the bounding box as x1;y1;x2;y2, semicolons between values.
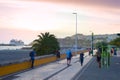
95;41;108;52
109;37;120;47
32;32;60;56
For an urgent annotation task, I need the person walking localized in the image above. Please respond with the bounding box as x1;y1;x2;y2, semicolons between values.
29;50;36;69
96;48;101;68
114;48;117;55
88;48;91;56
56;50;61;63
80;52;84;66
66;49;72;66
110;48;114;56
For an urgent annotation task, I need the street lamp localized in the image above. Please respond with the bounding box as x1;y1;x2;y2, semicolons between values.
90;31;94;56
73;13;77;55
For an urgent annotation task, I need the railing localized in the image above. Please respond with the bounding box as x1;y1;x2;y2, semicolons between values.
0;50;88;77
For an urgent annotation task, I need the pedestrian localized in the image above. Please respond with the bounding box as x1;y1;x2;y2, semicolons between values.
56;50;61;63
29;50;36;68
88;48;91;56
96;48;101;68
80;52;84;66
114;48;117;55
110;48;114;56
66;49;72;66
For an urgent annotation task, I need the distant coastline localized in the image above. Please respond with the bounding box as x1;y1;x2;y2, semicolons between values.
0;45;32;50
0;44;17;46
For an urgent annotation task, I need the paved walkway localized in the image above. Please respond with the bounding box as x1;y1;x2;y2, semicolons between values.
1;52;93;80
2;50;120;80
73;56;120;80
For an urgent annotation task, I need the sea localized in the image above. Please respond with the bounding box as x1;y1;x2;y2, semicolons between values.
0;46;80;65
0;46;24;50
0;46;32;65
0;46;67;65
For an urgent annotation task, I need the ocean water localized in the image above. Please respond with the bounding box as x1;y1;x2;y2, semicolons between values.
0;46;31;65
0;46;81;65
0;46;24;50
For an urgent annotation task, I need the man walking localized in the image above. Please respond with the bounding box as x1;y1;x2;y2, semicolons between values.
80;52;84;66
56;50;61;63
66;49;72;66
29;50;36;68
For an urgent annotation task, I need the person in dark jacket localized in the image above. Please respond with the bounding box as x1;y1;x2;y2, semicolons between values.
56;50;61;63
96;48;101;68
114;48;117;55
80;52;84;66
29;50;36;68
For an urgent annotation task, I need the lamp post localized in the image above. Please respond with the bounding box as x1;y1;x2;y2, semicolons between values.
89;31;94;56
91;32;94;56
73;13;77;55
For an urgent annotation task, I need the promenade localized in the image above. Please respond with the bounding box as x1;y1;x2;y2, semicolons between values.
73;56;120;80
1;51;120;80
1;52;93;80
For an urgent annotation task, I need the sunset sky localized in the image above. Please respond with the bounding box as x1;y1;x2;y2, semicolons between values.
0;0;120;44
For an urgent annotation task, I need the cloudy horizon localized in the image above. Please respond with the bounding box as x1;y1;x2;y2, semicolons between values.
0;0;120;44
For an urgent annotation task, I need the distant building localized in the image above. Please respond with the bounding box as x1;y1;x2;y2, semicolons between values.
9;39;24;46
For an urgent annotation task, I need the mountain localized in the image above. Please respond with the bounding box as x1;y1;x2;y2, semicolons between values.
58;33;119;48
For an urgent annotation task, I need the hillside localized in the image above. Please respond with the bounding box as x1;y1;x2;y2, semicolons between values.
58;33;118;48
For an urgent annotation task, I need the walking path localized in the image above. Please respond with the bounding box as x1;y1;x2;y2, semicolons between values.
2;52;93;80
72;50;120;80
2;50;120;80
73;56;120;80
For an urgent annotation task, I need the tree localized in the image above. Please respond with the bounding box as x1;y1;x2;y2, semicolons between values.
32;32;60;56
109;37;120;47
95;41;108;52
117;33;120;36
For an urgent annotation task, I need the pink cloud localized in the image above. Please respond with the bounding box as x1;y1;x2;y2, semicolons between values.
0;27;40;44
27;0;120;8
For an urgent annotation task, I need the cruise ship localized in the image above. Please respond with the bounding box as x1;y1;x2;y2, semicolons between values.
9;39;24;46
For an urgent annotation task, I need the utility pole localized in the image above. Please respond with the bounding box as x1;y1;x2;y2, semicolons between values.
73;13;78;55
91;32;94;56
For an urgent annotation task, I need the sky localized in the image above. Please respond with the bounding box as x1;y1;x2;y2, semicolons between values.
0;0;120;44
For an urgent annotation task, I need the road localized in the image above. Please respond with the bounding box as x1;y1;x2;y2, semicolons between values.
73;56;120;80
